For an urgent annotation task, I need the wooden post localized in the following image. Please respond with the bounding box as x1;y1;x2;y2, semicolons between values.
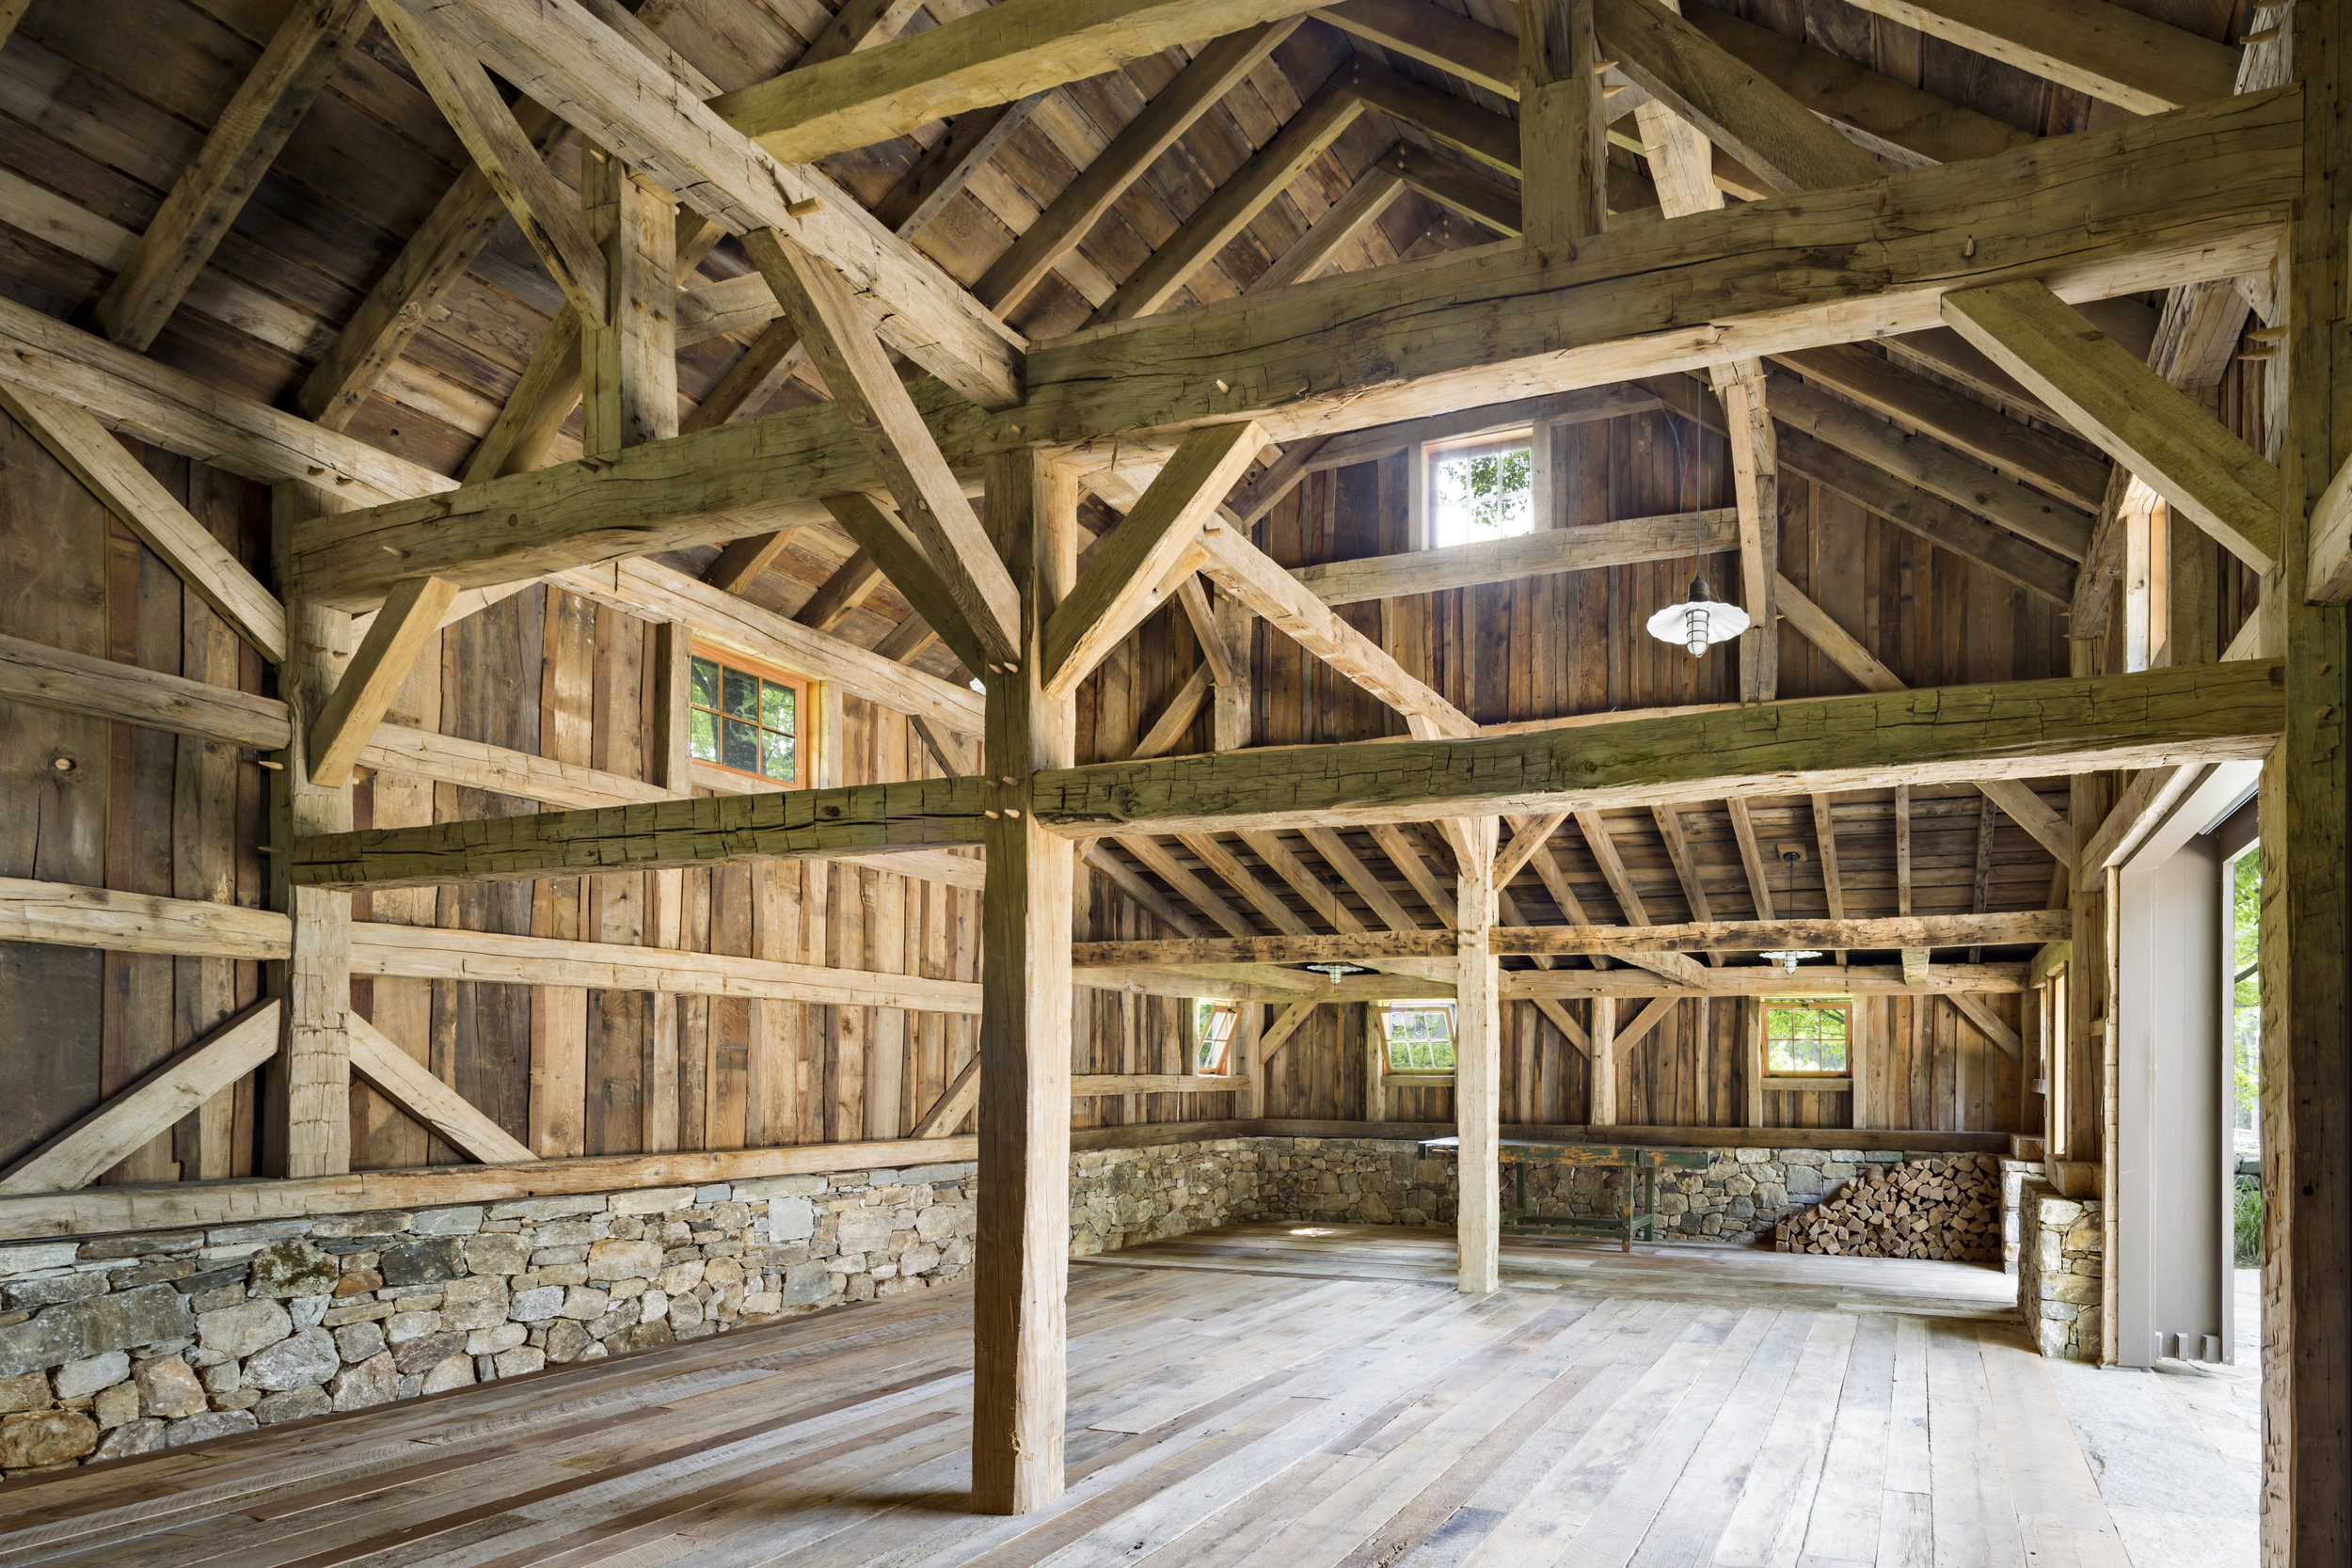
1590;992;1618;1129
644;621;692;1152
2265;1;2352;1552
1454;816;1500;1294
266;482;353;1179
579;142;678;457
1364;1004;1388;1125
1518;0;1605;251
971;446;1078;1515
1741;996;1763;1128
2064;639;2110;1169
1212;589;1251;752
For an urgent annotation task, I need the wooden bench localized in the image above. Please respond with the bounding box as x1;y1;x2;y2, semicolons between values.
1419;1138;1713;1251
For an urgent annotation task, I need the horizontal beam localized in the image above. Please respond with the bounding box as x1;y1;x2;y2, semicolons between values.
294;776;984;891
351;922;981;1012
1070;911;2072;967
1505;963;2029;998
1295;510;1738;605
0;877;291;960
1071;1075;1248;1097
0;631;291;750
1034;662;2282;836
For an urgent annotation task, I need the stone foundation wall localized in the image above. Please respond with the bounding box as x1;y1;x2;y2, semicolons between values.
0;1133;2021;1477
2016;1180;2105;1361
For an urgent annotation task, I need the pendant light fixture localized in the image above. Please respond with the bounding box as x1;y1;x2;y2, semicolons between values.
1646;384;1749;657
1758;848;1824;974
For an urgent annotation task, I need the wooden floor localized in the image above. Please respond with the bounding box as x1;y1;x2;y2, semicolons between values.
0;1224;2157;1568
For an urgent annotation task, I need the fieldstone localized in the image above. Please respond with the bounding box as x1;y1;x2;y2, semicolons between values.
249;1241;339;1300
657;1260;704;1296
638;1289;667;1322
544;1320;591;1363
167;1410;257;1447
6;1273;112;1311
0;1286;193;1377
835;1211;893;1255
53;1351;129;1401
508;1286;564;1323
420;1354;474;1394
135;1357;207;1418
558;1287;609;1321
334;1268;382;1298
487;1196;604;1222
393;1331;468;1376
255;1386;332;1425
0;1370;46;1415
330;1352;397;1412
780;1260;833;1308
244;1330;340;1391
95;1417;165;1459
334;1322;387;1364
670;1293;707;1332
770;1196;816;1243
899;1245;941;1277
198;1299;293;1360
440;1277;509;1331
93;1382;139;1429
733;1175;825;1201
608;1187;694;1216
584;1240;662;1283
212;1386;262;1410
0;1243;79;1277
467;1323;527;1355
384;1310;441;1344
0;1410;96;1467
408;1207;486;1236
463;1234;532;1276
493;1346;546;1378
380;1238;467;1288
290;1296;331;1332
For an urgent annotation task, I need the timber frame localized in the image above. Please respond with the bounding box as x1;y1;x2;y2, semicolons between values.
0;0;2330;1548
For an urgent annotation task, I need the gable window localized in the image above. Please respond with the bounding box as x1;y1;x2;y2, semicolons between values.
690;647;814;785
1426;432;1534;548
1764;999;1851;1075
1191;999;1239;1076
1378;1000;1457;1075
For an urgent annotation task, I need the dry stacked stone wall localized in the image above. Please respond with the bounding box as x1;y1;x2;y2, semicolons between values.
2016;1180;2106;1361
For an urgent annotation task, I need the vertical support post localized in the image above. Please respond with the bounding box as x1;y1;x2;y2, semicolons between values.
971;447;1078;1516
1518;0;1606;251
2265;0;2352;1550
266;483;353;1179
1714;365;1780;704
1454;816;1500;1294
579;143;678;458
1364;1004;1388;1125
1590;992;1618;1129
2065;639;2110;1169
1212;590;1252;752
1740;996;1762;1128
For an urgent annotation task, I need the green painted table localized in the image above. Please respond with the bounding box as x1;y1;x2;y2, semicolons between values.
1419;1138;1713;1251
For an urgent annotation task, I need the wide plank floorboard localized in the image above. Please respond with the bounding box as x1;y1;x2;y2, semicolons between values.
0;1224;2191;1568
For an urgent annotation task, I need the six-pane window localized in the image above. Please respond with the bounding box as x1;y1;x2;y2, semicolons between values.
690;649;812;785
1765;999;1851;1074
1378;1001;1456;1074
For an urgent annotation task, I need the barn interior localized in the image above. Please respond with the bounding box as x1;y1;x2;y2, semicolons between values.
0;0;2313;1559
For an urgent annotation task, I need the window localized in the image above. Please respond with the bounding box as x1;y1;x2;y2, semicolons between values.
1377;1000;1456;1075
1426;433;1534;548
689;647;813;785
1764;999;1851;1075
1191;999;1239;1076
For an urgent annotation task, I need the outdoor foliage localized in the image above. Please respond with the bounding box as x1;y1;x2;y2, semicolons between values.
1433;447;1532;538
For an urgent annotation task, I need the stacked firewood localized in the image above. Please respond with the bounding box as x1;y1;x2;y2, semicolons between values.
1772;1156;2000;1262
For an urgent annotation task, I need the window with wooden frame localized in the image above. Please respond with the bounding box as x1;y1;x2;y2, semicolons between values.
1377;1000;1457;1076
1190;999;1239;1076
1763;999;1851;1076
1422;429;1534;548
689;645;816;786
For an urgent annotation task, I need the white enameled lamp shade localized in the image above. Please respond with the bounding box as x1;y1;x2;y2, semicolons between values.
1645;578;1751;657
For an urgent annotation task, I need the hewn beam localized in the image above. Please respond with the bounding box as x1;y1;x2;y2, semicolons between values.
0;878;292;961
872;95;1045;238
1044;422;1264;695
0;1004;282;1195
412;0;1022;406
1454;816;1501;1291
1033;662;2284;837
1947;991;2022;1061
96;0;375;349
1841;0;2239;116
1295;508;1736;605
1941;280;2281;573
1509;963;2028;998
1248;165;1406;293
976;21;1304;315
348;1013;537;1164
818;493;989;676
1091;72;1364;323
1383;144;1521;235
707;0;1331;166
306;576;460;789
371;0;608;321
0;630;291;750
910;1056;982;1137
0;384;286;661
749;228;1021;662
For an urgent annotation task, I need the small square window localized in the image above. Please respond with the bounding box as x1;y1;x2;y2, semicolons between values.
690;648;814;786
1378;1000;1456;1075
1427;434;1534;548
1191;1000;1239;1075
1766;999;1851;1075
